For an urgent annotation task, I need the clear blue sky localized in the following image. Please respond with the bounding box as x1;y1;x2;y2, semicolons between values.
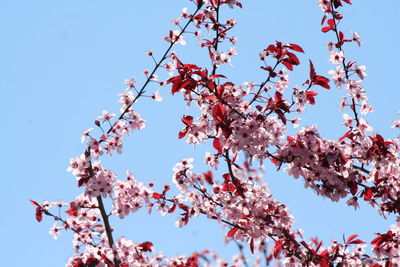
2;1;400;266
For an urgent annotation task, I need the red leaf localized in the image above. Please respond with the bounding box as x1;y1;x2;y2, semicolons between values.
180;79;195;91
168;204;176;213
321;14;327;25
275;110;286;125
179;203;189;212
339;31;345;42
210;74;227;79
30;199;40;207
286;52;300;65
347;234;358;243
162;185;170;195
309;60;316;81
222;173;231;181
321;26;332;33
327;19;335;29
35;207;43;222
222;183;236;193
250;238;255;254
319;250;330;267
182;115;193;126
273;240;284;258
349;182;358;196
227;227;239;238
85;257;99;266
152;192;163;200
138;241;153;252
182;213;189;226
203;95;218;101
274;91;283;103
314;75;330;89
348;239;366;245
343;0;351;4
232;162;243;170
66;202;78;217
217;85;225;97
30;200;44;222
183;63;202;71
306;91;318;105
316;82;330;89
266;44;277;53
213;138;222;153
167;76;182;95
287;43;304;53
281;59;293;71
206;79;215;91
178;127;189;139
221;126;232;138
193;70;208;79
212;103;227;122
364;188;373;201
204;171;213;185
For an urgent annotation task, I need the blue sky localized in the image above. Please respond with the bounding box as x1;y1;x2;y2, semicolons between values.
2;0;400;266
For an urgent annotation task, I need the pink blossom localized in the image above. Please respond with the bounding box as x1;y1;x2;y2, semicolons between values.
227;47;238;56
345;79;365;103
329;51;344;65
124;78;136;88
274;69;289;92
204;151;219;169
49;223;61;240
352;31;362;47
97;110;116;123
346;197;360;210
151;91;163;102
358;118;373;133
67;154;90;175
352;64;367;80
328;66;345;88
164;60;177;76
81;128;93;143
392;120;400;129
360;101;374;115
164;30;186;46
318;0;332;12
34;2;400;266
118;89;134;109
150;74;158;81
181;7;190;18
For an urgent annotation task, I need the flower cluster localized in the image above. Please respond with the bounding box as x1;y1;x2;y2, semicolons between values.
112;172;154;219
31;0;400;266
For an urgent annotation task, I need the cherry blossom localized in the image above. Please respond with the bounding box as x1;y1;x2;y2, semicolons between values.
151;90;163;102
352;31;362;47
81;128;93;143
164;30;186;46
97;110;116;123
49;223;61;240
31;1;400;266
329;50;344;65
353;64;367;80
124;78;136;89
328;66;345;88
